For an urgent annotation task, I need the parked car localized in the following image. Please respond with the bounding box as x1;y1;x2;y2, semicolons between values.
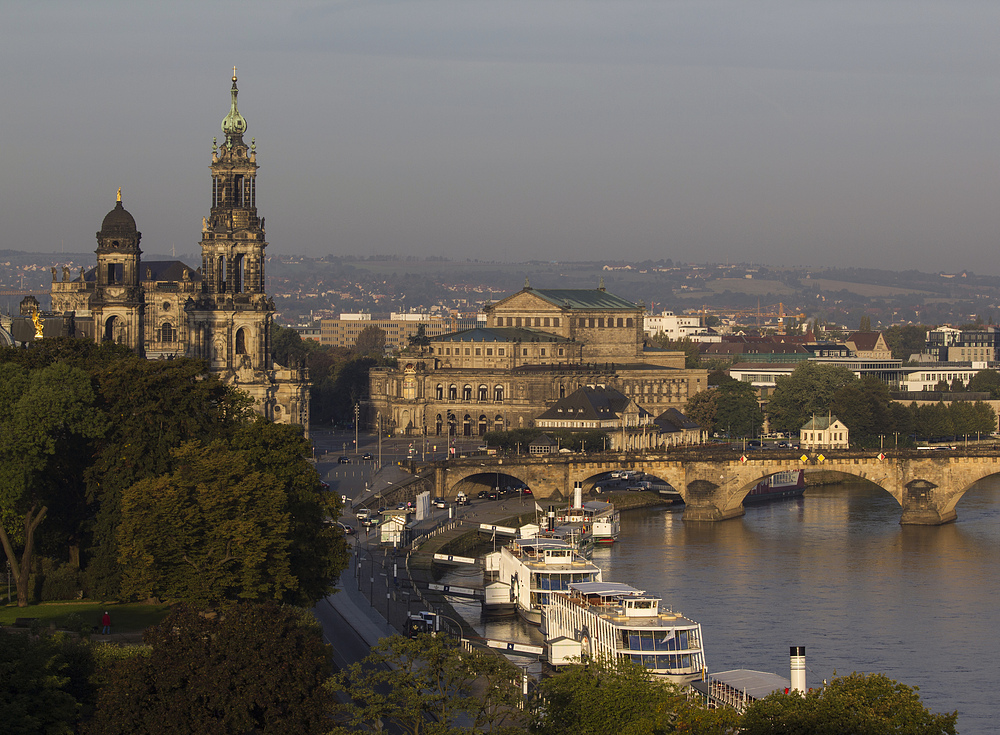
338;456;351;464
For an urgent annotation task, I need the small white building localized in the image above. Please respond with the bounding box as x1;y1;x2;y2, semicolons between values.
800;416;849;449
644;310;707;339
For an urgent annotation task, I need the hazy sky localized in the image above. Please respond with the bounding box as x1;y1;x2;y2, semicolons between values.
4;1;1000;273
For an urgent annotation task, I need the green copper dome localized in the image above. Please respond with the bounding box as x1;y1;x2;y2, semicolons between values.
221;71;247;137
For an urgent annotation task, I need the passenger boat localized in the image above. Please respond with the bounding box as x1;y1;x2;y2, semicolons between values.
544;581;707;685
744;469;805;504
554;500;621;544
494;538;603;626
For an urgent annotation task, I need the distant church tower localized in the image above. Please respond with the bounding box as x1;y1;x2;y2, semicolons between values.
187;69;271;372
90;190;145;353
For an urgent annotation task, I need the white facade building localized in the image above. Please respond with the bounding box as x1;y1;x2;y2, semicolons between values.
644;311;706;339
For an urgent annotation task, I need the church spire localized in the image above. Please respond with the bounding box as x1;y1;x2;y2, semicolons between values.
221;67;248;144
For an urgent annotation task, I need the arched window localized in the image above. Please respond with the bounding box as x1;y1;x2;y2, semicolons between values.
478;415;488;435
494;415;504;431
160;322;174;342
559;384;566;399
235;327;248;355
217;255;227;293
436;384;444;400
447;413;457;436
233;254;245;293
435;414;443;435
463;385;472;401
448;384;457;400
463;414;472;437
104;316;120;343
478;385;488;401
494;385;504;402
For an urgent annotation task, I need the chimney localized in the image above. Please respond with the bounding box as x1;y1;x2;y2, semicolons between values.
573;481;583;509
790;646;806;694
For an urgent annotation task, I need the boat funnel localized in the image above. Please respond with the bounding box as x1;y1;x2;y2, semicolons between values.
573;481;583;509
790;646;806;694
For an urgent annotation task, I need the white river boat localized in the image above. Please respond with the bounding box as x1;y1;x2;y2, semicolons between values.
544;580;707;685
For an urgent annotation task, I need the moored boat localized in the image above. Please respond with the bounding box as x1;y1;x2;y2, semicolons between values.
495;538;603;626
555;500;621;544
744;469;805;504
544;580;707;685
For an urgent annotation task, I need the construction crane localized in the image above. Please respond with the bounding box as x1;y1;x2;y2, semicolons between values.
699;301;807;328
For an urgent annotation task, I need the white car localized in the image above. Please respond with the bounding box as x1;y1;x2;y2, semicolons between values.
433;497;447;509
356;508;372;521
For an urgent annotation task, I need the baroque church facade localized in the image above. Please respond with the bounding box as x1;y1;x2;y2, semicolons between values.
47;73;309;428
368;281;707;439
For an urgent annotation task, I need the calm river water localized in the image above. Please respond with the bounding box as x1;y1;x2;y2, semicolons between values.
452;479;1000;734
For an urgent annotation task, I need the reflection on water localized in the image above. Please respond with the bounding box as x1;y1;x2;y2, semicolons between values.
447;480;1000;734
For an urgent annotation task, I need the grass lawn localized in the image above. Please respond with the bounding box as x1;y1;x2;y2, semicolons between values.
0;601;172;633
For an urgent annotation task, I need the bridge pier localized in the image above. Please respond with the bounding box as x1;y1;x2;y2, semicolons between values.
900;507;957;526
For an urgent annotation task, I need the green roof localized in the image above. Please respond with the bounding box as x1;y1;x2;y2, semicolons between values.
527;288;639;311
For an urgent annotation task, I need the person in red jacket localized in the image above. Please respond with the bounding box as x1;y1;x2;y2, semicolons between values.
101;611;111;635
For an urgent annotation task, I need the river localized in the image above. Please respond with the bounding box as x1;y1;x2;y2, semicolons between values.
451;478;1000;734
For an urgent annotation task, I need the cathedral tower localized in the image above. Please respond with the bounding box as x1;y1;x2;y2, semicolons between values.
186;69;272;372
185;71;309;428
90;190;145;352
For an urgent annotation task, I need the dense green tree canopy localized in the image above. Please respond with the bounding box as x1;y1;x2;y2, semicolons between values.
0;361;105;606
531;657;736;735
0;628;96;735
967;368;1000;398
116;432;344;606
766;362;858;434
353;324;387;356
333;633;525;734
88;603;334;735
741;672;957;735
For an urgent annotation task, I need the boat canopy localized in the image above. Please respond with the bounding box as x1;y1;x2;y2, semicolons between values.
568;581;645;597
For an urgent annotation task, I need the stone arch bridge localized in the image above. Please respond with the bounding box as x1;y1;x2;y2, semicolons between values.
409;448;1000;525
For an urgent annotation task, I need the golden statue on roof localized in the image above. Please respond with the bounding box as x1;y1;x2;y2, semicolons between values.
31;307;43;339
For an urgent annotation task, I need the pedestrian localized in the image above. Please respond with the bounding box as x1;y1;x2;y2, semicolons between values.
101;611;111;635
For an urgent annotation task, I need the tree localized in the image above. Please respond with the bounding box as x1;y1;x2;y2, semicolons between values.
0;362;105;606
333;633;525;734
967;369;1000;398
741;672;957;735
883;325;930;361
229;420;349;605
87;603;335;735
859;315;872;331
85;356;254;599
353;324;387;356
766;362;857;434
0;628;96;734
683;390;718;432
830;376;892;446
116;441;298;605
713;379;764;439
531;657;736;735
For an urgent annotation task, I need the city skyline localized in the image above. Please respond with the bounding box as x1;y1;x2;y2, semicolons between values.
5;2;1000;274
